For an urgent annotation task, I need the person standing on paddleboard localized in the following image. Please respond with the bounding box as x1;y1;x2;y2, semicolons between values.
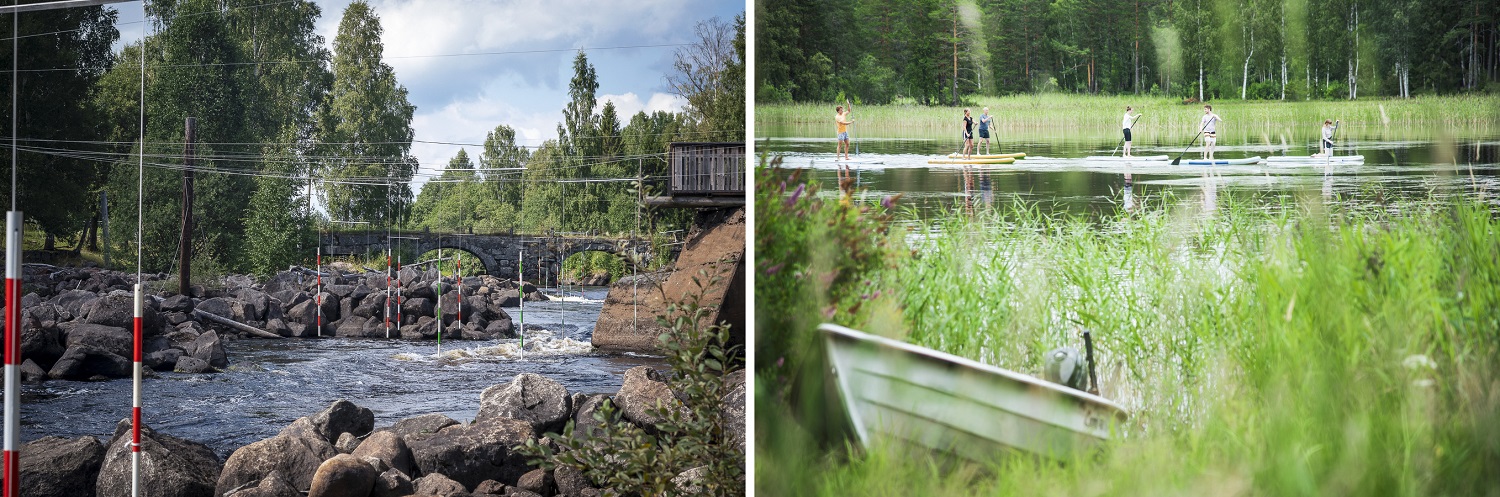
978;107;993;155
1319;119;1337;156
1122;106;1141;158
1200;105;1223;160
835;106;854;160
961;108;975;159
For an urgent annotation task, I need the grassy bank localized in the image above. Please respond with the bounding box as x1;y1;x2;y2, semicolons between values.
757;94;1500;137
755;162;1500;495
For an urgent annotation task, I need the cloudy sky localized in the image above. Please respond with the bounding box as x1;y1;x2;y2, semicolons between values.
113;0;745;191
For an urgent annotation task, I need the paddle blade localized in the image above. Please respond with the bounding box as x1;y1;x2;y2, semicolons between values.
1170;156;1182;166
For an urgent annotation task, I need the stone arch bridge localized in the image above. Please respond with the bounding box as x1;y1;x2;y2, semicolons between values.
319;231;661;285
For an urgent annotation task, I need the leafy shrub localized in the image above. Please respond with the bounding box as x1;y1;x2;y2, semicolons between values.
519;273;744;496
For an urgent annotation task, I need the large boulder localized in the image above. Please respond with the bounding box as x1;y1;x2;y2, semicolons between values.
234;289;272;321
404;417;535;489
476;373;571;434
48;345;131;379
191;330;229;369
383;413;459;441
307;454;377;497
516;469;554;496
84;290;161;333
400;316;440;341
310;400;376;446
61;322;133;358
50;289;99;317
19;435;105;497
334;316;371;338
616;366;680;429
197;297;249;323
221;470;298;497
412;472;467;496
161;294;195;313
216;434;336;495
401;298;434;322
351;431;416;479
554;465;594;497
97;419;221;497
570;394;615;440
371;468;415;497
175;356;212;373
722;369;746;452
21;318;66;367
146;348;186;371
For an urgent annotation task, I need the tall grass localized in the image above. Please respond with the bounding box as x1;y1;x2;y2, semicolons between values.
757;94;1500;138
756;163;1500;496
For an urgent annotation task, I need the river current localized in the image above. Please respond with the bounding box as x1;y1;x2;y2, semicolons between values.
15;286;665;458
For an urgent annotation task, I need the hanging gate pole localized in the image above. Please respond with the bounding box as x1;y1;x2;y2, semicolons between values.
4;213;23;497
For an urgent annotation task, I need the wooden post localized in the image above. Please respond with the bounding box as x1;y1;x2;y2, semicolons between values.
178;117;196;295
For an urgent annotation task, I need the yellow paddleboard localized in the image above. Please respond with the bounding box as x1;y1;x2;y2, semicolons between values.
928;157;1017;165
945;152;1027;159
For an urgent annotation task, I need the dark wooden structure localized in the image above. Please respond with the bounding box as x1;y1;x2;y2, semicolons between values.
647;142;745;207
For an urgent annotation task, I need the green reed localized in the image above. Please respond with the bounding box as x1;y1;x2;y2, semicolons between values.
755;165;1500;496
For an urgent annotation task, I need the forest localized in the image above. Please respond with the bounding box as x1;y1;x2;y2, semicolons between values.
2;0;745;277
756;0;1500;104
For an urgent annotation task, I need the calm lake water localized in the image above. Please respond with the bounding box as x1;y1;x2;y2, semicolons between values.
16;286;665;458
756;123;1500;218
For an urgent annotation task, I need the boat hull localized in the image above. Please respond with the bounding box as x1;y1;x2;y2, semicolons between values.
821;324;1128;464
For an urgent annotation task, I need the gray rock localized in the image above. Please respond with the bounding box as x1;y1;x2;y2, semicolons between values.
222;470;299;497
516;468;553;496
307;454;377;497
19;435;105;497
401;297;434;321
50;289;99;317
371;468;415;497
190;330;229;369
146;348;186;371
473;480;507;495
401;316;440;340
196;297;248;323
174;355;212;373
161;294;194;313
554;465;593;496
484;318;515;339
216;434;336;494
384;413;460;440
351;430;416;479
616;366;679;429
476;373;572;434
96;418;221;497
21;317;66;367
61;322;133;358
722;369;746;452
48;345;131;379
412;472;467;496
570;394;614;441
310;400;376;445
405;417;535;489
234;289;271;321
335;432;360;454
335;316;371;338
20;358;48;382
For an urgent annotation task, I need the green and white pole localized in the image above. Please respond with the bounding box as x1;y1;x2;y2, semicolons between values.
518;249;525;361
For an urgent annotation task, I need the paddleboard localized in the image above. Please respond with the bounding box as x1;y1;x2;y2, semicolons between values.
816;157;886;165
945;152;1027;159
928;157;1017;165
1084;155;1169;162
1265;155;1364;164
1181;156;1263;166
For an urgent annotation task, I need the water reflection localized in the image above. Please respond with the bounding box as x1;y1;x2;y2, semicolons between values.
1122;171;1136;213
962;166;994;211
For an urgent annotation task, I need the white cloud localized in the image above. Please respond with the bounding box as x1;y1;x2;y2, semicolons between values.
598;92;689;118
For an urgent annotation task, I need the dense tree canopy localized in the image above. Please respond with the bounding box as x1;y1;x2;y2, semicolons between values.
758;0;1500;103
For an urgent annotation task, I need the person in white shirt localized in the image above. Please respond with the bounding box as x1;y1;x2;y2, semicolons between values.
1200;105;1223;160
1319;120;1337;156
1122;106;1141;158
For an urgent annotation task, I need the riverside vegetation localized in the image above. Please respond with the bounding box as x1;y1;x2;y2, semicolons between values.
754;160;1500;495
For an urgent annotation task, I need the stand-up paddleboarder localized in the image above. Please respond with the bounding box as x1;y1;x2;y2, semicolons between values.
1122;106;1142;158
1200;105;1223;160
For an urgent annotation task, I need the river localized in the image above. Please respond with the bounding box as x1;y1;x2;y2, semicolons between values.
756;124;1500;218
16;286;665;458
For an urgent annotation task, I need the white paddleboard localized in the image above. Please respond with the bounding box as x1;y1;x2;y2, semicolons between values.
1181;156;1264;166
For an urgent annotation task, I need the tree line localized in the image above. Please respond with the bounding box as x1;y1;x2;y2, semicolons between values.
1;0;744;277
756;0;1499;104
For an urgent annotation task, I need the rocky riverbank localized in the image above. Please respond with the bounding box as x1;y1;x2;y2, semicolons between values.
4;368;746;497
7;263;551;381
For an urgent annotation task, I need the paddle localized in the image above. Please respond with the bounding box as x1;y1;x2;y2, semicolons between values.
1083;329;1099;396
1111;114;1144;157
1170;116;1217;166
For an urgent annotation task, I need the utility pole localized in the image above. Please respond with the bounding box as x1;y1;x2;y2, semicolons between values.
952;7;958;106
178;117;196;295
100;192;111;268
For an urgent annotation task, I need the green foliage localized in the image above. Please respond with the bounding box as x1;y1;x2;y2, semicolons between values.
520;274;745;496
245;131;315;277
562;251;627;282
756;186;1500;495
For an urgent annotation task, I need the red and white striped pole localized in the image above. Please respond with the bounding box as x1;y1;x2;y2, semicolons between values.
315;243;322;337
384;251;391;338
131;283;143;495
395;253;402;334
4;212;23;497
455;256;461;325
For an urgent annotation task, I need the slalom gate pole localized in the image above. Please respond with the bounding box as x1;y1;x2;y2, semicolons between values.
385;251;391;338
316;243;322;337
4;213;22;497
395;252;402;335
434;280;443;357
518;249;524;361
455;256;461;325
131;283;143;495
